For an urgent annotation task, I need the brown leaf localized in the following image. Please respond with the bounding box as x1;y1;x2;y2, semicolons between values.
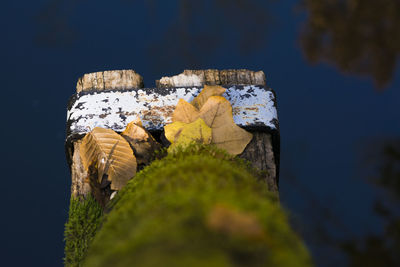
199;96;253;155
131;116;143;127
191;85;226;110
80;127;137;190
172;99;200;123
121;120;161;165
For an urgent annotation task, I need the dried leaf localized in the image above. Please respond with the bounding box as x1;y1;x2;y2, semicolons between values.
199;96;253;155
121;120;161;165
191;85;226;110
164;118;212;153
172;99;199;123
131;116;143;127
80;127;137;190
165;85;252;155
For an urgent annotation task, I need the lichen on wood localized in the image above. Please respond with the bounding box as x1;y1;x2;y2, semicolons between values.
66;85;278;138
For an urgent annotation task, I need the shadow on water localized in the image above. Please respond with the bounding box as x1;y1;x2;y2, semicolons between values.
300;0;400;89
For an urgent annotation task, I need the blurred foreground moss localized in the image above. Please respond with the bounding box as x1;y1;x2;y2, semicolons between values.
66;144;312;266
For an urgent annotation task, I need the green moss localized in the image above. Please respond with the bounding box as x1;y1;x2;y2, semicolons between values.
83;144;312;267
64;195;103;267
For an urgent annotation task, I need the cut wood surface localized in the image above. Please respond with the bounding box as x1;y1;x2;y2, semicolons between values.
76;70;144;93
156;69;266;88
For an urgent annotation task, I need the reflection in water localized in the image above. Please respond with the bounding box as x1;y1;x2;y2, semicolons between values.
35;0;82;47
147;0;274;71
34;0;273;67
342;140;400;266
282;138;400;266
301;0;400;88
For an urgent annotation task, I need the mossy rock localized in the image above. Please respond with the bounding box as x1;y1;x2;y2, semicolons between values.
66;145;312;267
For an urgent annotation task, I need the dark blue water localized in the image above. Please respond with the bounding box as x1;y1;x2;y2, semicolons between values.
1;0;399;266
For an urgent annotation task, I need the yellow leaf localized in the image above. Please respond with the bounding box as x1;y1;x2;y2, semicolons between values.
165;118;212;153
80;127;137;190
121;120;161;165
164;121;187;144
199;96;253;155
191;85;226;110
174;118;212;145
172;99;199;123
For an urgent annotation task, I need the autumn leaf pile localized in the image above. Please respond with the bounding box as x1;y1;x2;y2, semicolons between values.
78;85;253;194
165;85;253;155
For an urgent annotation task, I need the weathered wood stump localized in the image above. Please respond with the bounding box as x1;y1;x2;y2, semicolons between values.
65;69;279;197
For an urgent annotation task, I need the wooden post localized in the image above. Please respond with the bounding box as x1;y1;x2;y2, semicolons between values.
66;69;279;198
64;69;293;267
